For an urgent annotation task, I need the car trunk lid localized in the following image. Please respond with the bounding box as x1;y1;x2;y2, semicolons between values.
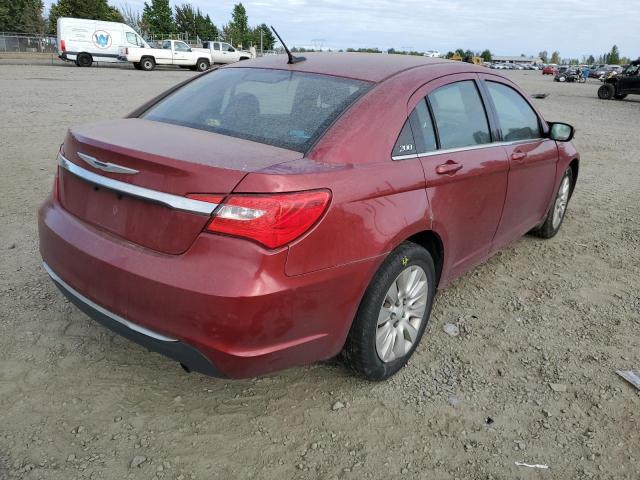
58;118;303;254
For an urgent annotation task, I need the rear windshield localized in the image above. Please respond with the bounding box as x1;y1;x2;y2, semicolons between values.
142;68;371;152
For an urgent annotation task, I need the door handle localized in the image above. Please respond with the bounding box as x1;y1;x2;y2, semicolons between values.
511;151;527;162
436;160;463;175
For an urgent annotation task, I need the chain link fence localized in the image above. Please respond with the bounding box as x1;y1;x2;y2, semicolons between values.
0;32;57;53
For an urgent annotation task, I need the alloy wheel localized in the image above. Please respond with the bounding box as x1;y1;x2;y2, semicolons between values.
376;265;428;363
552;175;570;229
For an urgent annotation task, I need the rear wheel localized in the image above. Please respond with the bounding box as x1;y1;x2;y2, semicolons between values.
196;58;210;72
598;84;615;99
140;57;155;71
531;168;573;239
342;242;436;380
76;53;93;67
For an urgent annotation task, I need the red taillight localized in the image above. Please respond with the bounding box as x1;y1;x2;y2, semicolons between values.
60;40;66;52
125;47;129;55
190;190;331;249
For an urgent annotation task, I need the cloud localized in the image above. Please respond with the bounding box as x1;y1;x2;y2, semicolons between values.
48;0;640;58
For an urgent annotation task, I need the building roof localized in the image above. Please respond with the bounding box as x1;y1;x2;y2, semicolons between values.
227;52;463;83
493;55;542;63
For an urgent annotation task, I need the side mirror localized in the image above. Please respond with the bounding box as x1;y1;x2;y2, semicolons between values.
548;122;575;142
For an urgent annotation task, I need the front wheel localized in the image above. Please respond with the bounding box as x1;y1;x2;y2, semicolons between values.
342;242;436;380
196;58;210;72
531;168;573;239
598;84;615;99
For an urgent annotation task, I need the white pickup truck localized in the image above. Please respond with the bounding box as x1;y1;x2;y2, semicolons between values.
195;41;254;64
119;39;212;71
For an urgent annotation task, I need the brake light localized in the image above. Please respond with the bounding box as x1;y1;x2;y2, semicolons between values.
60;40;66;52
190;190;331;249
125;47;129;55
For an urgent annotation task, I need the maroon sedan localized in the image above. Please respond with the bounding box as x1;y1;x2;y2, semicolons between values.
39;53;579;380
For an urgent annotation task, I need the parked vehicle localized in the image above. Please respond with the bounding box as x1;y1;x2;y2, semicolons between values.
554;67;586;83
57;17;149;67
542;65;558;75
119;39;211;71
597;60;640;99
194;41;253;64
38;54;579;380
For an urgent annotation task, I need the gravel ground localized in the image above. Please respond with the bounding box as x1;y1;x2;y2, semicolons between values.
1;64;639;480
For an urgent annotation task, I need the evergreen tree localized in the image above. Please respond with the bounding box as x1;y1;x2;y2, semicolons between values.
608;45;620;64
538;50;548;63
48;0;122;33
194;11;218;41
223;3;250;47
0;0;45;32
480;49;492;62
174;3;196;37
550;51;561;64
142;0;174;34
251;23;274;50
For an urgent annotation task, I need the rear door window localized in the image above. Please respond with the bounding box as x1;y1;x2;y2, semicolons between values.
428;81;491;149
485;81;541;141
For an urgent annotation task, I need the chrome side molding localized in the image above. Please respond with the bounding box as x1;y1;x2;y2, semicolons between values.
58;154;218;215
43;262;178;342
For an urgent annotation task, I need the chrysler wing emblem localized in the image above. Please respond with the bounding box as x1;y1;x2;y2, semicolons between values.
78;152;139;175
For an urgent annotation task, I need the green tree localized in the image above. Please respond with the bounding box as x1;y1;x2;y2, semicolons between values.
142;0;174;34
480;49;492;62
251;23;274;50
538;50;548;63
174;3;196;37
195;11;218;40
608;45;620;64
586;55;595;65
48;0;122;33
223;2;250;47
0;0;45;33
454;48;465;58
550;51;561;64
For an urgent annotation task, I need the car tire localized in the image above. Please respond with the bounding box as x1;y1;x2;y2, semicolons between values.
140;57;155;71
341;242;436;381
76;53;93;67
614;93;627;100
530;168;573;239
597;84;615;100
196;58;210;72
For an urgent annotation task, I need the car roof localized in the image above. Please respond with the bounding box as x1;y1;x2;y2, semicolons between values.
226;52;484;83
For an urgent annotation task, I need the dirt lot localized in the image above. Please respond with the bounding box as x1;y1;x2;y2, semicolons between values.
0;63;639;480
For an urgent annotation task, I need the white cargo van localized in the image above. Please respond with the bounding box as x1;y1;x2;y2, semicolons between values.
57;17;149;67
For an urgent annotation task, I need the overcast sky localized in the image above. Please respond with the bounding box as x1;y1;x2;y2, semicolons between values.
46;0;640;59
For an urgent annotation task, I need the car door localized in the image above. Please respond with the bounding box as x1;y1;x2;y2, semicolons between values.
406;75;509;282
211;42;223;63
172;41;192;65
156;41;173;64
478;75;558;250
622;64;640;93
220;43;237;63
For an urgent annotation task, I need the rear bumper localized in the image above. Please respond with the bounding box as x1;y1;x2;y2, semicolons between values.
45;262;224;377
38;196;380;378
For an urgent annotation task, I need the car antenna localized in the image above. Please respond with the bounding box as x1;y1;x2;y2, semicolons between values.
270;26;306;64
